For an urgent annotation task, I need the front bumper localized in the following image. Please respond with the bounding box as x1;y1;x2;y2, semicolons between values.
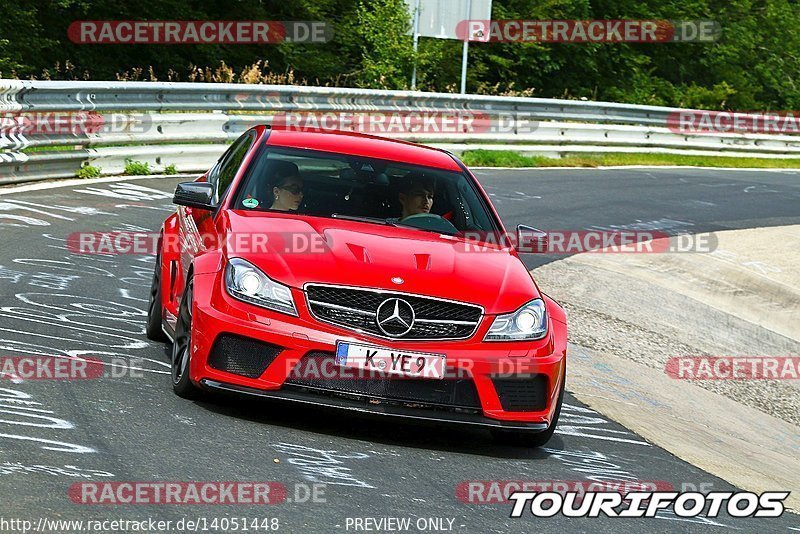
200;379;549;431
189;270;567;428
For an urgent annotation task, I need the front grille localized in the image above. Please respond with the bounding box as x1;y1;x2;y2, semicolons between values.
284;352;481;411
305;284;482;340
491;375;548;412
207;334;283;378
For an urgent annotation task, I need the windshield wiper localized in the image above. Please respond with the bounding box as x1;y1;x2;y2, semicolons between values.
330;214;459;238
394;221;458;236
330;214;397;226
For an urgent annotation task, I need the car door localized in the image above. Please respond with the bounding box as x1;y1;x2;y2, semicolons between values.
177;130;257;288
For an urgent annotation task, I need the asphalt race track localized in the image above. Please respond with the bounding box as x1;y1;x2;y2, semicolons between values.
0;168;798;533
480;167;800;270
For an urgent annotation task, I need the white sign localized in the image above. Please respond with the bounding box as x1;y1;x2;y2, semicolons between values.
404;0;492;40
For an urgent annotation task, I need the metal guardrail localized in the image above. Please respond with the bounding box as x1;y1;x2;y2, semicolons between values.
2;80;800;185
0;80;676;121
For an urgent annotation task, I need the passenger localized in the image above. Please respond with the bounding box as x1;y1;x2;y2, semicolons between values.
268;161;304;211
397;173;436;220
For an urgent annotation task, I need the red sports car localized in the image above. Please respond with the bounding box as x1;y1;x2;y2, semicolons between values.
147;126;567;446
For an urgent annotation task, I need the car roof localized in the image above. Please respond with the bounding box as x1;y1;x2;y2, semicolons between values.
264;129;462;172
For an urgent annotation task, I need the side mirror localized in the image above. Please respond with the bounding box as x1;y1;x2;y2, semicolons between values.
517;225;548;253
173;182;215;210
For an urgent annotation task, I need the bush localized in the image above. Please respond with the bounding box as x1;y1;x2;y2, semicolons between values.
124;159;151;175
164;164;178;175
76;164;101;179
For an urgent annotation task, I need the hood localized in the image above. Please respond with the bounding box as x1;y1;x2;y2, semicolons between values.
221;211;539;314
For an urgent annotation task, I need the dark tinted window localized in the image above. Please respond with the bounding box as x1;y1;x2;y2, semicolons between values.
215;131;255;202
232;146;499;235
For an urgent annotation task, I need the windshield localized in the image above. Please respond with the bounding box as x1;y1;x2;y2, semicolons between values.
231;145;500;236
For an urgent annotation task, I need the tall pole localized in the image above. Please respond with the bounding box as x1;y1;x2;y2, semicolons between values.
460;0;472;94
460;40;469;94
411;0;420;90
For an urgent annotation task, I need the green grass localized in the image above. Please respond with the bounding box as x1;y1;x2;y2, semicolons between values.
124;158;151;175
75;164;102;179
164;163;178;175
460;149;800;169
22;145;81;153
22;140;229;154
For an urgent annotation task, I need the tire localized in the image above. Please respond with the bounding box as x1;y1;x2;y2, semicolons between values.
145;250;168;342
491;364;565;448
171;277;203;399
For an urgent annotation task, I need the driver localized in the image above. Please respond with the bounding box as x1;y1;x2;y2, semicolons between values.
398;173;436;220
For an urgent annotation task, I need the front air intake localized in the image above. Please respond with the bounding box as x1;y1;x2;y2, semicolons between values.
491;374;548;412
207;334;283;379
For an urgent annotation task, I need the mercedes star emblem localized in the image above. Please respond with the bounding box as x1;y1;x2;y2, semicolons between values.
375;298;415;336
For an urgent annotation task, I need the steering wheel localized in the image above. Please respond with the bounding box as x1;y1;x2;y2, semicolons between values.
397;213;459;234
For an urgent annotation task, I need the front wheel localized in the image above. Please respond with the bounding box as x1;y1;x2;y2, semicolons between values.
145;250;168;342
171;277;203;399
491;365;565;447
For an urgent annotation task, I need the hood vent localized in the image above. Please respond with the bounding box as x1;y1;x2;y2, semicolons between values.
414;253;432;271
346;243;371;263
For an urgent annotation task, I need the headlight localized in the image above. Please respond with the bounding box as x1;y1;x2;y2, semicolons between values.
484;299;548;341
225;257;297;316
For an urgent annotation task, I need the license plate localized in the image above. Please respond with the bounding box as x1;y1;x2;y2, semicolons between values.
335;342;446;379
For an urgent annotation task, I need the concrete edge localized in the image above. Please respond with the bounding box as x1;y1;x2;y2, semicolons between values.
538;225;800;513
565;343;800;513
